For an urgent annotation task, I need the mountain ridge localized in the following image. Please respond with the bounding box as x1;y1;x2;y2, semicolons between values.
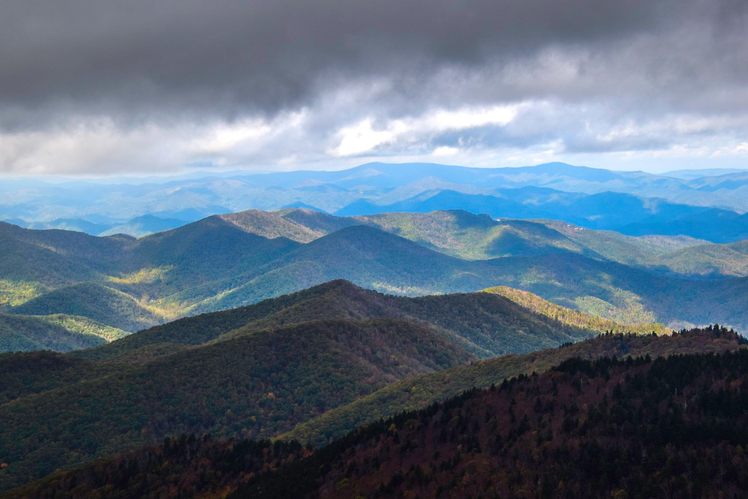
6;162;748;237
5;207;748;350
0;279;611;490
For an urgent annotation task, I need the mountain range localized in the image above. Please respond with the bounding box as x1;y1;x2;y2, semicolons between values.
4;165;748;495
340;188;748;243
0;279;615;490
5;162;748;242
3;207;748;354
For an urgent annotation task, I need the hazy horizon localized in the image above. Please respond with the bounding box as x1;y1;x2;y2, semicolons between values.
1;160;748;183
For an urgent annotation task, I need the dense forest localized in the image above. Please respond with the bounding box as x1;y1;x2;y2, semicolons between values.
281;327;739;447
285;340;748;498
8;327;747;498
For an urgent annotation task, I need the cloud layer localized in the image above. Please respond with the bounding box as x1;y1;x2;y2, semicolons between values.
1;0;746;174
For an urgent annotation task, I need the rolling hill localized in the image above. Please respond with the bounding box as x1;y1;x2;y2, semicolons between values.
10;283;165;332
281;326;717;447
0;314;127;352
355;210;713;271
194;208;748;281
0;222;114;297
8;163;748;224
218;208;357;243
188;225;498;312
4;207;748;352
153;221;748;331
99;214;187;237
0;319;470;491
358;210;584;260
7;162;748;237
0;280;607;490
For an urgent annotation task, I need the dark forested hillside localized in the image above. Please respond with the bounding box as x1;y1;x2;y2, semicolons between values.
5;437;308;499
10;328;747;498
0;318;470;491
260;335;748;499
78;280;600;364
282;327;720;447
0;280;607;491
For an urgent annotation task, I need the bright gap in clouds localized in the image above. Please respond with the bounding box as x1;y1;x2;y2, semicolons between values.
195;120;273;154
329;104;520;157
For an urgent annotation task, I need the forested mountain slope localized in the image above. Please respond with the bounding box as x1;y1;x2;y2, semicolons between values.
252;338;748;498
0;280;603;490
281;327;726;447
10;283;163;332
338;187;748;242
80;280;599;365
9;328;744;498
3;209;748;352
0;314;126;352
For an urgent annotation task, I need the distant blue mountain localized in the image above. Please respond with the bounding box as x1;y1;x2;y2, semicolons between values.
281;201;326;212
10;218;114;235
337;189;748;243
4;162;748;231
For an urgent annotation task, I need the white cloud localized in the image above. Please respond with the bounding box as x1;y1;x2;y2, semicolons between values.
421;105;518;131
329;118;406;156
0;120;190;175
329;104;520;157
193;120;272;154
432;145;460;157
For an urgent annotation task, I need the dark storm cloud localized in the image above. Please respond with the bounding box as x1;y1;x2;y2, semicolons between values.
0;0;746;174
0;0;724;126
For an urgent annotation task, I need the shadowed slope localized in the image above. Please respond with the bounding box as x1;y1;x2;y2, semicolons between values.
0;318;472;491
0;279;608;490
283;327;729;447
78;280;599;364
11;328;745;498
0;314;127;352
11;283;164;332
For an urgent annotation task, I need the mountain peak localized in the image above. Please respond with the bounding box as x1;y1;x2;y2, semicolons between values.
305;278;365;295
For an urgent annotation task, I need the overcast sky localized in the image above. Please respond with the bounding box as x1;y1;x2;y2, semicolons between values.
1;0;747;176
